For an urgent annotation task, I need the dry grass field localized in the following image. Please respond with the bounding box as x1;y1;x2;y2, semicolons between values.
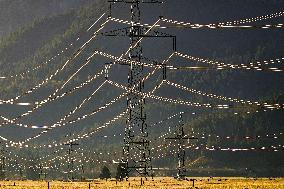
0;177;283;189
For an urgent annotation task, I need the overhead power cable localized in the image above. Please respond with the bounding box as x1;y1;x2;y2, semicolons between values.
174;52;284;72
0;70;103;128
107;79;283;110
0;13;106;80
0;17;110;105
110;16;284;30
164;80;283;109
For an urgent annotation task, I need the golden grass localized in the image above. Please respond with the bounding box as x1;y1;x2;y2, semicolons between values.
0;177;283;189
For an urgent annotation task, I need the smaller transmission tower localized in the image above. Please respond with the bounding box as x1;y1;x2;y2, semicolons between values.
65;139;79;181
165;113;198;180
15;160;23;180
38;164;48;180
0;142;6;180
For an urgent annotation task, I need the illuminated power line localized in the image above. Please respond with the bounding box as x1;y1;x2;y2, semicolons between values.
0;13;106;80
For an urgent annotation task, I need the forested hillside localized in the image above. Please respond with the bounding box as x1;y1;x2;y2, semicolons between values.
0;0;93;38
0;0;283;179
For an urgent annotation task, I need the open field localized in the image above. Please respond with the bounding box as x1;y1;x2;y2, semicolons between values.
0;177;283;189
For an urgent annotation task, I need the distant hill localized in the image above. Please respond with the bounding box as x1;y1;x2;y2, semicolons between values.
0;0;283;178
0;0;93;38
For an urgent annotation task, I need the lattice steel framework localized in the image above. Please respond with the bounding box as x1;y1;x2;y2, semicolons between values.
122;0;152;177
65;140;79;181
0;142;6;180
38;164;47;180
107;0;168;178
166;113;198;180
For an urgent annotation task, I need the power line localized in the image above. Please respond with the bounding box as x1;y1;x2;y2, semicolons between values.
107;79;284;110
0;73;104;129
214;11;284;26
109;16;284;30
0;13;106;80
1;55;162;147
164;80;283;108
161;18;284;29
0;51;103;128
174;52;284;72
0;18;110;106
3;92;126;147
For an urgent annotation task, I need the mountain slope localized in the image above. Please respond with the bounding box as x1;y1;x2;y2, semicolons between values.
0;0;283;178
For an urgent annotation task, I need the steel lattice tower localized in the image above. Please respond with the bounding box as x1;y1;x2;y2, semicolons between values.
107;0;170;178
122;0;152;177
38;164;47;180
166;113;198;180
65;140;79;181
176;114;187;179
0;142;6;180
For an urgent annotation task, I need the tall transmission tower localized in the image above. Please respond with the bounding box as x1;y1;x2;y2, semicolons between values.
165;113;198;180
107;0;164;178
123;0;151;177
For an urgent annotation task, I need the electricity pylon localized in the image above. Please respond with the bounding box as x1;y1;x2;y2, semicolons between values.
0;142;6;180
65;139;79;181
107;0;164;178
165;113;198;180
